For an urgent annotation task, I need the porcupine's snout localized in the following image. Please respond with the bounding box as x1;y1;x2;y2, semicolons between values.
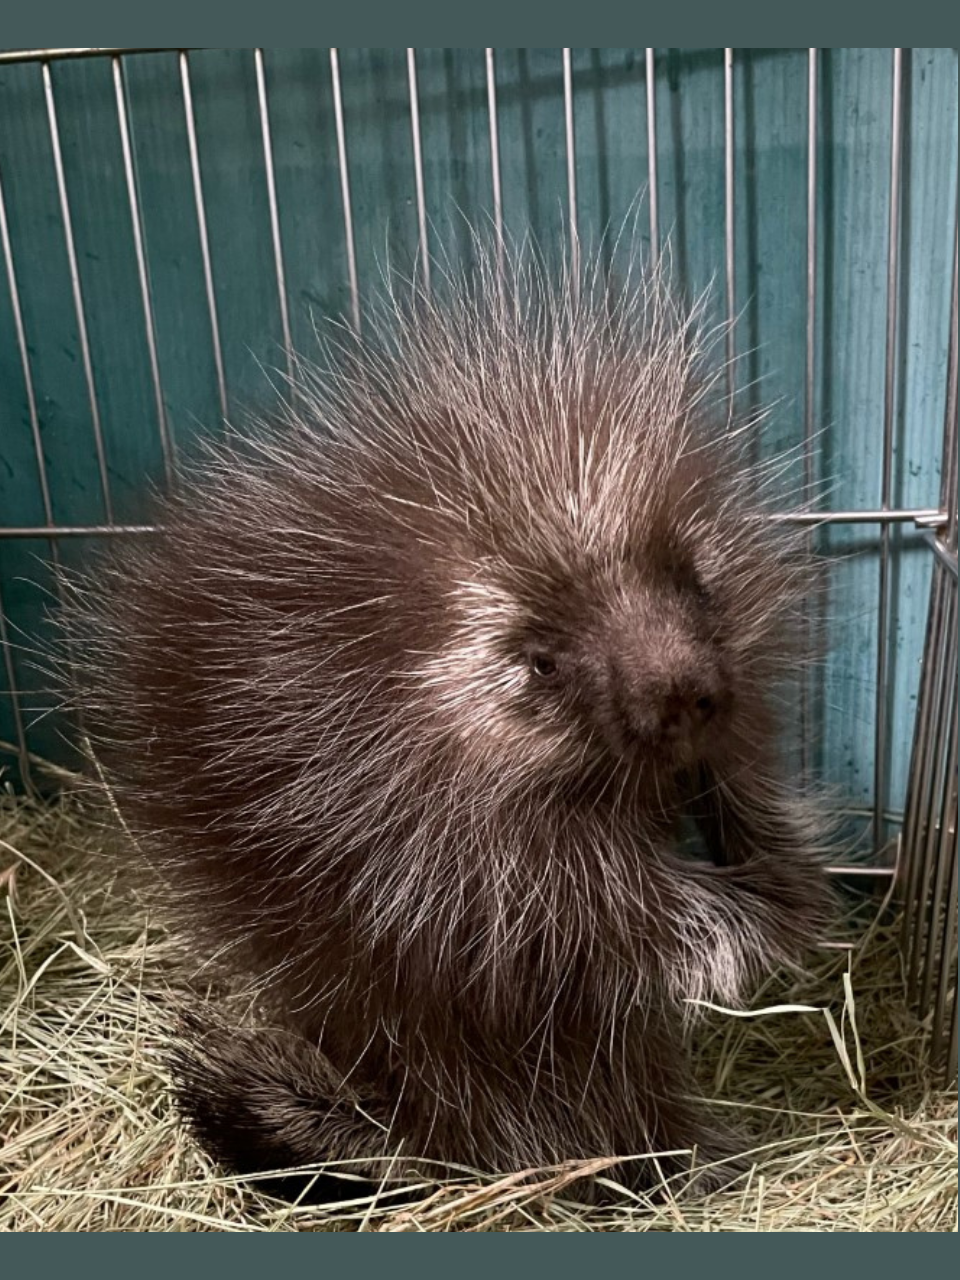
590;604;729;767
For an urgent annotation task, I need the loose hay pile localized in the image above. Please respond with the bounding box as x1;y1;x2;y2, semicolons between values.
1;780;956;1232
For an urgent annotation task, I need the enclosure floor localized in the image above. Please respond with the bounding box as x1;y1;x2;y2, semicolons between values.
0;785;956;1233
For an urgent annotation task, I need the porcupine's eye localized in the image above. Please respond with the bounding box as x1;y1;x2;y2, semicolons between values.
528;652;559;682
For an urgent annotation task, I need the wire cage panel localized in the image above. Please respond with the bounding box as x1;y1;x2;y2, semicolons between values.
900;225;958;1081
0;50;957;1069
901;550;958;1080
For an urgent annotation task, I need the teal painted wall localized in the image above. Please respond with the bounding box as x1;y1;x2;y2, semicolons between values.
1;48;956;844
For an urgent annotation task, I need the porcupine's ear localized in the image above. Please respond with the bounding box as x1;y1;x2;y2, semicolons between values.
169;1007;412;1204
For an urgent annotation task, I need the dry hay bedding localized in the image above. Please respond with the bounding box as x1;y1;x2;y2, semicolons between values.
0;777;956;1232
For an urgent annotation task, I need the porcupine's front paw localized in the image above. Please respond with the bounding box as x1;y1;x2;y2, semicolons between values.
693;770;838;969
719;851;837;976
668;851;835;1010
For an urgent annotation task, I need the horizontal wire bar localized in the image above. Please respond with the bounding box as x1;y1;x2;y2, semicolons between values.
0;509;947;541
773;507;943;527
0;48;190;65
0;525;159;538
824;865;896;877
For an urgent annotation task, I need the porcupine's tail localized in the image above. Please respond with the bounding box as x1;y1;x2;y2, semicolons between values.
170;1009;407;1204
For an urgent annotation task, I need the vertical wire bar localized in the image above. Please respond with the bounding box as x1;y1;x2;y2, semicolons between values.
0;162;68;778
0;585;32;789
330;48;360;334
42;60;114;522
927;220;958;1073
804;48;819;487
901;212;958;960
800;47;819;775
900;564;947;955
644;48;659;262
0;167;57;550
941;213;958;550
1;161;87;757
918;683;957;1011
112;55;174;483
907;581;956;995
873;47;904;855
562;48;579;296
179;52;228;424
723;49;736;401
485;48;505;278
253;49;294;383
929;817;957;1070
406;48;430;294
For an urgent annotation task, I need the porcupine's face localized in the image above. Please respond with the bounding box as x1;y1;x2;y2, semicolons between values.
418;446;775;792
511;550;728;779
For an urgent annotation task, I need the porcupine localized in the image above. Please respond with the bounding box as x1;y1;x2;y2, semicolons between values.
60;238;834;1203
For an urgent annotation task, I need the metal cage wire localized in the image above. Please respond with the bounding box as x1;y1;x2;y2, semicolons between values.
0;46;956;1077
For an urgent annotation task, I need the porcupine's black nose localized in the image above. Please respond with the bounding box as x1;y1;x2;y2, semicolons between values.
659;683;717;742
641;662;726;757
598;603;725;760
601;671;721;762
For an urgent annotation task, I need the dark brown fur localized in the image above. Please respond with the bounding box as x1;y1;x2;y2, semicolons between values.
60;249;834;1201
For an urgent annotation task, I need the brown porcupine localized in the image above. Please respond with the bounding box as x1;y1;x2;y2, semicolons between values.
60;240;835;1203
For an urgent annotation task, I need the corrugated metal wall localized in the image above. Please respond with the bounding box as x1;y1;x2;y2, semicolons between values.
0;48;956;852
